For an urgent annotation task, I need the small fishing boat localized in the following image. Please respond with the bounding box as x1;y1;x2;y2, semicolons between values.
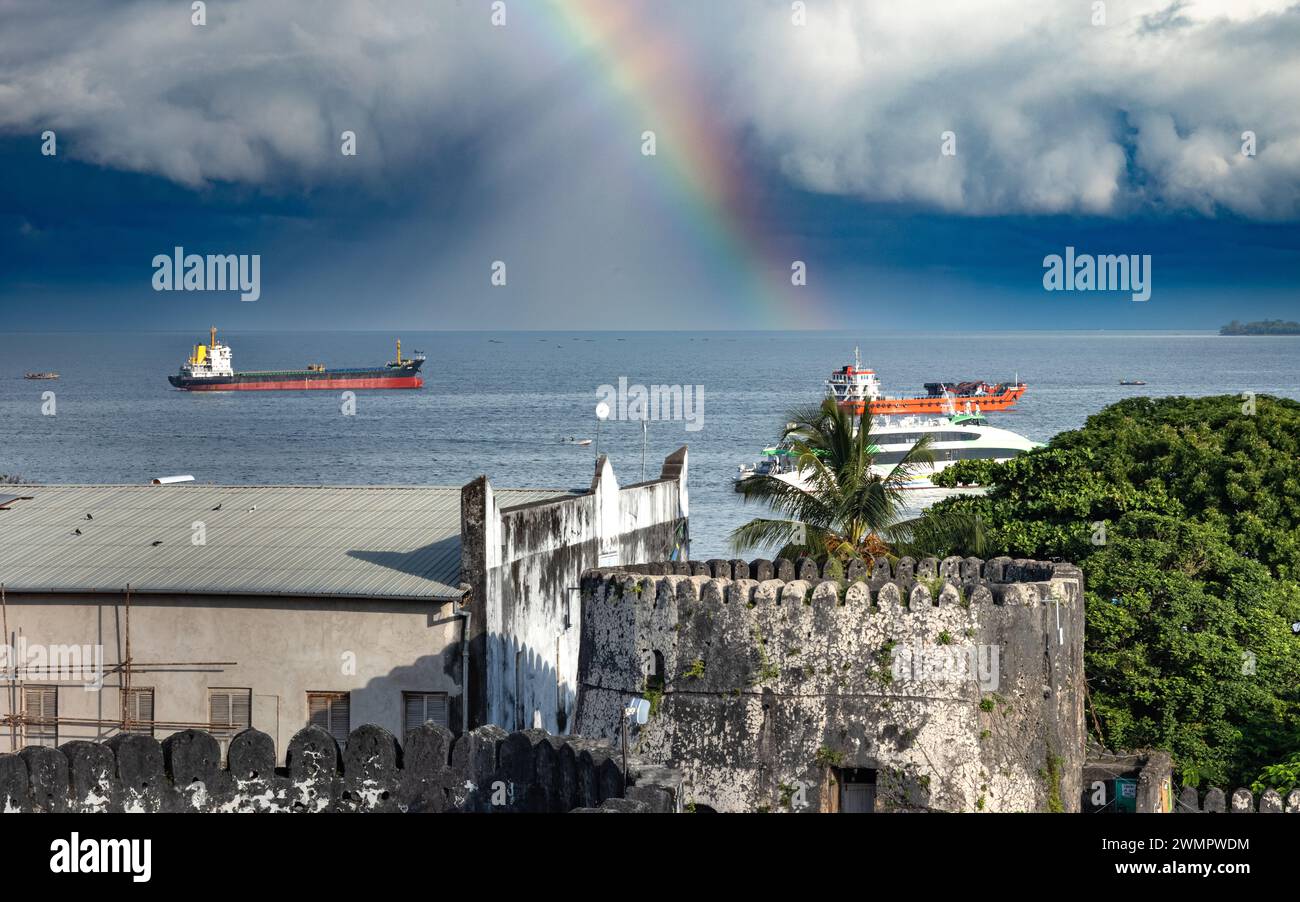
1118;380;1147;385
24;372;59;380
561;436;593;446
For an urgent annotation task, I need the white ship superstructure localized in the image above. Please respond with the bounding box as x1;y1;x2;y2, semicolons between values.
734;414;1041;491
825;347;883;407
179;326;234;380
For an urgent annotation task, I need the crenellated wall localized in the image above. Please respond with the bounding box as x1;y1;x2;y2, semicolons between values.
574;554;1086;813
1176;786;1300;813
0;723;682;814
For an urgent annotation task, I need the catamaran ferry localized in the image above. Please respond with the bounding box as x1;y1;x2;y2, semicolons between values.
734;413;1041;491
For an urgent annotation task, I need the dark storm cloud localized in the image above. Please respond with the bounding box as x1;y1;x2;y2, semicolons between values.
1;1;1296;218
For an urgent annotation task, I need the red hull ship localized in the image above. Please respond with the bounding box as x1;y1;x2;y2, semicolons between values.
168;328;424;391
826;349;1026;416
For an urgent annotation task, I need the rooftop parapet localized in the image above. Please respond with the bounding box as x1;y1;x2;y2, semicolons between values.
1175;786;1300;813
0;724;681;814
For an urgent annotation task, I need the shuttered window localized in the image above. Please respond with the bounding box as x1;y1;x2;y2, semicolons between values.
23;686;58;747
123;687;155;736
403;692;448;732
208;688;252;734
307;692;350;744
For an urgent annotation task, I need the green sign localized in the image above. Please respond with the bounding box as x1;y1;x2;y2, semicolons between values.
1114;778;1137;813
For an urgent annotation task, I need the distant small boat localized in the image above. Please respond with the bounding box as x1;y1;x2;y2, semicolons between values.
24;372;59;380
1119;380;1147;386
561;436;593;446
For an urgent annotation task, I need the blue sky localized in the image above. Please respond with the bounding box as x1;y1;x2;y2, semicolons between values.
1;0;1297;331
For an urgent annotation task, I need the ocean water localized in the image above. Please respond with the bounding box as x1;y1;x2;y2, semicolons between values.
3;330;1298;558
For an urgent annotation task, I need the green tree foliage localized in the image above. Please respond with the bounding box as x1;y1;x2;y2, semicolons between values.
903;395;1300;788
1252;752;1300;795
730;397;933;560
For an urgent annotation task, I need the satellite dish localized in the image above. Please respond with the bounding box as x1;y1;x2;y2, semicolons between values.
625;697;650;726
596;401;611;421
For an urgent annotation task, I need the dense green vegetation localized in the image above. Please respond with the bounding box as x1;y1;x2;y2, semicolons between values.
1220;319;1300;335
905;395;1300;789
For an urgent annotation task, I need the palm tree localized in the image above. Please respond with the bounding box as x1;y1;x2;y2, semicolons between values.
730;397;934;561
893;505;991;559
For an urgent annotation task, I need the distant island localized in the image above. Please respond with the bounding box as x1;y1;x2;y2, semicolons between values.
1220;319;1300;335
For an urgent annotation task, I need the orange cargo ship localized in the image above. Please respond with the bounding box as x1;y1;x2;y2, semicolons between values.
826;349;1026;416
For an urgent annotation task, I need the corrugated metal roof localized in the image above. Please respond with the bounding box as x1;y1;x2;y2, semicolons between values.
0;483;580;600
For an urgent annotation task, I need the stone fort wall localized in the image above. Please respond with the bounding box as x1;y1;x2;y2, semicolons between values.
0;722;681;813
574;554;1086;813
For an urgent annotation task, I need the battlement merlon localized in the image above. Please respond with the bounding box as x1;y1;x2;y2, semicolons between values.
576;555;1084;698
580;555;1084;610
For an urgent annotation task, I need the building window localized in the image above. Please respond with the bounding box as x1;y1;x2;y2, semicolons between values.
23;686;58;747
307;692;350;744
403;692;448;732
208;688;252;757
123;687;155;736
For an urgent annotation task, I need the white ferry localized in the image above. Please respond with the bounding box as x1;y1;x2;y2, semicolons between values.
733;413;1042;491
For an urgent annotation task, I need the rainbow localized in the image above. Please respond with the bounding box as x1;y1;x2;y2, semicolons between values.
522;0;830;327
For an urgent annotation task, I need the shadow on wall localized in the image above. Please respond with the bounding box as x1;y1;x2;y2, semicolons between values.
351;647;466;744
488;634;575;734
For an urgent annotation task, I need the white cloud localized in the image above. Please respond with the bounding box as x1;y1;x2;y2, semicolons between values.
0;0;536;190
699;0;1300;218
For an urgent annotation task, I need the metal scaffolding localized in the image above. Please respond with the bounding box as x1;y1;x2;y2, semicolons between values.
1;583;237;747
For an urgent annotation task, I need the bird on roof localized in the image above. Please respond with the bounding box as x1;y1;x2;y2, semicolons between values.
151;540;163;546
246;505;256;512
84;513;93;520
72;528;81;536
212;503;222;511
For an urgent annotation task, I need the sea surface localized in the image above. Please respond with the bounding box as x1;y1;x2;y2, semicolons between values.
3;330;1298;558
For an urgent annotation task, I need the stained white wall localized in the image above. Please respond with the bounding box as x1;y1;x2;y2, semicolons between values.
476;449;688;734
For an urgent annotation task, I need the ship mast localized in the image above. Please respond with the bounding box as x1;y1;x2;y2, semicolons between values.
395;338;402;366
210;325;217;348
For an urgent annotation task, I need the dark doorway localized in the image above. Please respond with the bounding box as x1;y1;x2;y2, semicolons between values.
836;768;877;812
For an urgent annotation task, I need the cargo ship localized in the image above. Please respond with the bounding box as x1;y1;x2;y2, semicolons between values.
826;349;1026;416
168;328;424;391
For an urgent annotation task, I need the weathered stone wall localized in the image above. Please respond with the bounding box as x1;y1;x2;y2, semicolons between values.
1083;748;1176;813
461;448;688;735
0;722;681;813
574;555;1086;813
1174;786;1300;813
